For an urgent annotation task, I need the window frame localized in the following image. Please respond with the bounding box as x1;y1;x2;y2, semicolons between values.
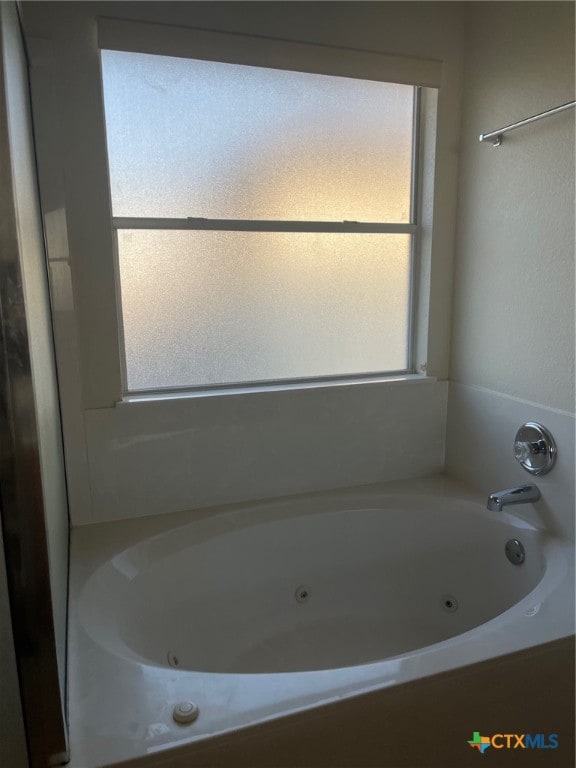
27;16;445;413
101;39;426;396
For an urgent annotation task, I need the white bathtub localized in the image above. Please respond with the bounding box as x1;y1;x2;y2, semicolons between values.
68;476;574;767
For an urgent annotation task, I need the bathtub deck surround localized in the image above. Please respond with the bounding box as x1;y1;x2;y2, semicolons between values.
83;376;448;525
67;476;574;768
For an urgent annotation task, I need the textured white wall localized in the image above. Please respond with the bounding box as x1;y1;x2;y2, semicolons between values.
450;2;575;412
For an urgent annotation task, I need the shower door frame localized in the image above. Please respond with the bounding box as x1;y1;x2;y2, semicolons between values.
0;1;69;765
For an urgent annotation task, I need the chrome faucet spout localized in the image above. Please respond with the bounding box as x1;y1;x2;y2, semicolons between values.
486;484;541;512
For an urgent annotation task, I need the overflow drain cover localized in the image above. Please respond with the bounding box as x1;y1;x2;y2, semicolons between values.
505;539;525;565
173;701;199;725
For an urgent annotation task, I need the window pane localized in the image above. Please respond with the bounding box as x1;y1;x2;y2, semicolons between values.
117;230;411;391
101;50;414;222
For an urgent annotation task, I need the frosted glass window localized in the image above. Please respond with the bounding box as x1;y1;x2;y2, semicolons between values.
101;45;421;392
101;50;414;222
117;231;411;391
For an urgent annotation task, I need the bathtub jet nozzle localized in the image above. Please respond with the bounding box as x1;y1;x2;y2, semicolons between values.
486;484;541;512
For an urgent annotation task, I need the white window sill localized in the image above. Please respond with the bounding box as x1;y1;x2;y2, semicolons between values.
117;373;437;406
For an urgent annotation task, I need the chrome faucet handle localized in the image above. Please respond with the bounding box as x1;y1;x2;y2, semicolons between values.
513;439;546;462
513;423;556;476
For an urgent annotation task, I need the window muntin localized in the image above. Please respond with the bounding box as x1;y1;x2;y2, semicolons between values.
100;49;418;393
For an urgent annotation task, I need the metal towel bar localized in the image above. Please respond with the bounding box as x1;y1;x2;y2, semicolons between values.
479;100;576;147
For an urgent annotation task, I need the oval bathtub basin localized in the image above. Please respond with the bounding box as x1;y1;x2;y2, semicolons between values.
79;493;545;674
